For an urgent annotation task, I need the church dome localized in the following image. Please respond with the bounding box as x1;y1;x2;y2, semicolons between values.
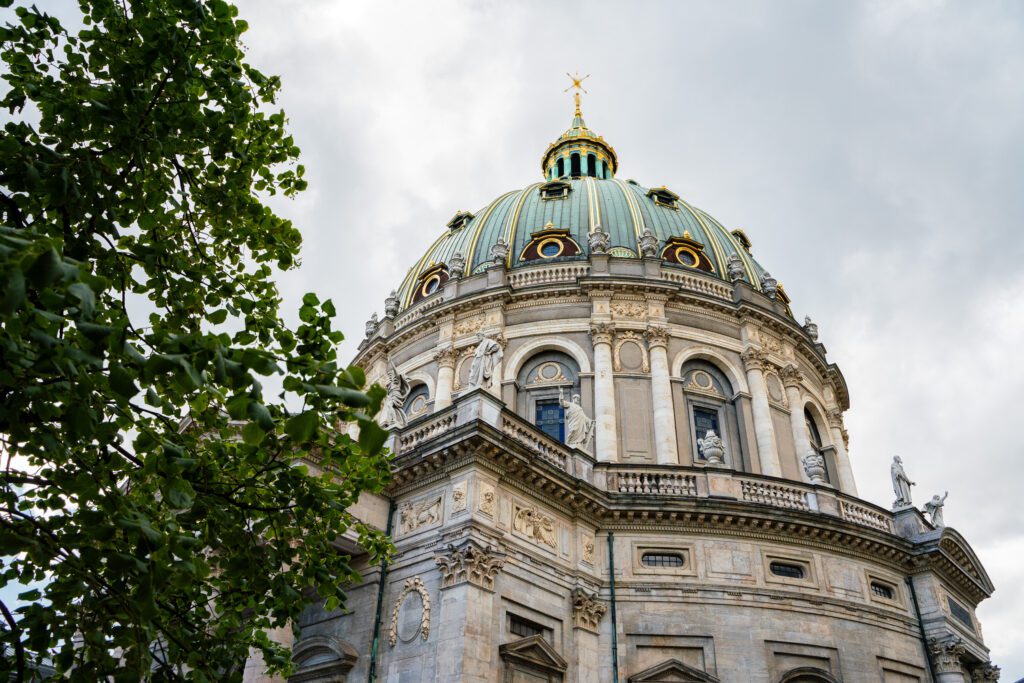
393;95;782;313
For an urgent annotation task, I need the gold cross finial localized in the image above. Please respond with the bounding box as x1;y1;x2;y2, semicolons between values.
564;72;590;118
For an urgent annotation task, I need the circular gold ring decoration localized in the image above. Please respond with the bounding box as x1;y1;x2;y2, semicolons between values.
674;246;700;268
420;273;443;297
537;237;565;259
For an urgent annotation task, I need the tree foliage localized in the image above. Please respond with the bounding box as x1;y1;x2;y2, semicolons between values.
0;0;391;679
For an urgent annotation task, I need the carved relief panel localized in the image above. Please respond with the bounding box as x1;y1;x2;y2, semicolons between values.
398;495;443;536
512;502;559;550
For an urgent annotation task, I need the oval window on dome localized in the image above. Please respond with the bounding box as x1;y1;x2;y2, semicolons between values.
520;227;581;262
674;246;699;267
422;275;441;295
540;240;563;258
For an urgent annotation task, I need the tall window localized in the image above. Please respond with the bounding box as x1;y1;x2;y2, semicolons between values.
804;408;832;483
556;157;564;178
570;153;581;178
681;360;745;470
602;160;608;178
587;153;597;178
692;407;720;459
535;399;565;442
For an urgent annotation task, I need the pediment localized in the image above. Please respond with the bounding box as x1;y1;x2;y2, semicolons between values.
499;635;568;673
628;658;720;682
937;529;994;593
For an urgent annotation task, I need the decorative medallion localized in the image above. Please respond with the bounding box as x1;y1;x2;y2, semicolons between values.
388;576;430;647
478;483;496;516
613;331;649;373
451;482;467;514
581;536;595;565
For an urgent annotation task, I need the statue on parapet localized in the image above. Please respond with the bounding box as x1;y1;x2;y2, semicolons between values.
924;491;948;528
891;455;915;508
467;332;502;389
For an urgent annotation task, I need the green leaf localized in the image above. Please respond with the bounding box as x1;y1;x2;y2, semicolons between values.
285;410;318;443
0;266;25;314
246;400;274;431
358;420;389;455
241;421;266;445
109;363;138;401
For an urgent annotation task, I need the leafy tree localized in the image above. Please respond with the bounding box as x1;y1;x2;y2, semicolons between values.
0;0;391;679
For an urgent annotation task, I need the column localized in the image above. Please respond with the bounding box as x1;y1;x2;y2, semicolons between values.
781;365;814;481
433;346;458;410
929;637;968;683
827;408;858;495
590;323;618;462
741;348;782;477
644;326;678;465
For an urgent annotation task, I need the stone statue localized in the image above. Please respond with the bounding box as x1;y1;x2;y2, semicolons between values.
384;290;399;318
588;226;610;255
698;429;726;466
726;253;745;282
638;228;659;258
467;332;502;389
802;452;827;485
891;455;915;508
803;315;819;342
489;238;509;265
559;387;594;450
924;491;948;528
365;312;379;338
760;272;778;299
449;251;466;278
378;360;411;430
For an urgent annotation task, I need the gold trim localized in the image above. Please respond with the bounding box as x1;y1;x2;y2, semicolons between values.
537;237;565;259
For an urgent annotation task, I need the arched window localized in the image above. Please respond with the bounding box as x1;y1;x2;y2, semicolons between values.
778;668;841;683
602;160;608;178
570;153;581;178
403;384;430;421
680;360;747;470
587;153;597;178
804;406;837;483
556;157;565;178
516;351;581;445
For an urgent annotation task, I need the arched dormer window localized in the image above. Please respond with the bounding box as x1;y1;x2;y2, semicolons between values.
587;153;597;178
680;360;747;471
539;179;571;201
519;223;581;262
411;263;449;304
570;153;581;178
516;351;581;444
404;383;430;420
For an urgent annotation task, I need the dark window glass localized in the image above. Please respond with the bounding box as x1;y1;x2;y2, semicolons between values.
540;241;561;257
947;597;974;630
769;561;805;579
424;277;440;294
587;153;597;177
693;407;720;459
870;582;895;600
509;615;548;639
556;158;564;178
641;552;684;568
602;160;608;178
570;153;581;177
535;399;564;442
805;409;823;450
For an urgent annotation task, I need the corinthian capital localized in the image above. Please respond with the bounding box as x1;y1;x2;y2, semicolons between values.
644;325;670;349
971;662;1001;681
589;322;615;346
740;347;767;372
928;637;968;674
571;588;608;633
435;541;505;591
780;364;803;388
826;407;845;430
433;345;460;369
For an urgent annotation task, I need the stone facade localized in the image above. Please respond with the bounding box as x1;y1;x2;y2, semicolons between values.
247;99;999;683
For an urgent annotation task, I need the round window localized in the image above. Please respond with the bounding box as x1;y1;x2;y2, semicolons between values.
675;246;698;267
540;240;562;258
422;275;441;295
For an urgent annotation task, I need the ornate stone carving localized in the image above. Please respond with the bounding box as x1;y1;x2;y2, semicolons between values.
698;429;726;466
637;227;659;257
588;226;610;254
451;482;467;513
378;360;411;431
760;272;778;299
559;388;594;450
589;322;615;346
513;504;558;549
453;315;484;337
384;290;399;318
644;325;669;349
468;332;503;389
449;251;465;279
803;452;827;485
613;331;649;373
388;576;430;647
760;332;782;355
571;588;607;632
489;238;509;265
826;407;844;430
434;542;505;591
803;315;819;342
399;496;442;535
891;455;915;509
924;491;948;528
581;537;595;564
365;312;379;338
433;345;460;369
611;300;646;319
970;662;1001;681
726;253;746;282
478;483;496;516
780;364;803;388
928;637;967;674
740;347;767;372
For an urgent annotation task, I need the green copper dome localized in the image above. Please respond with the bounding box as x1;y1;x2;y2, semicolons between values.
393;101;779;312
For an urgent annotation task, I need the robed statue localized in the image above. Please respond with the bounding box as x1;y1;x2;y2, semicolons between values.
559;387;595;450
890;455;915;508
468;332;502;389
378;360;411;430
924;492;949;528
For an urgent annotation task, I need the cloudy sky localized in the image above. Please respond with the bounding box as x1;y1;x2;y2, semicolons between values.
237;0;1024;673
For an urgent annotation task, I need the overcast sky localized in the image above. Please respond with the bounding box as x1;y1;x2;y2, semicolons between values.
237;0;1024;673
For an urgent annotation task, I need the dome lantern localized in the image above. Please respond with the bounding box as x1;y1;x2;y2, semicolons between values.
541;73;618;180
